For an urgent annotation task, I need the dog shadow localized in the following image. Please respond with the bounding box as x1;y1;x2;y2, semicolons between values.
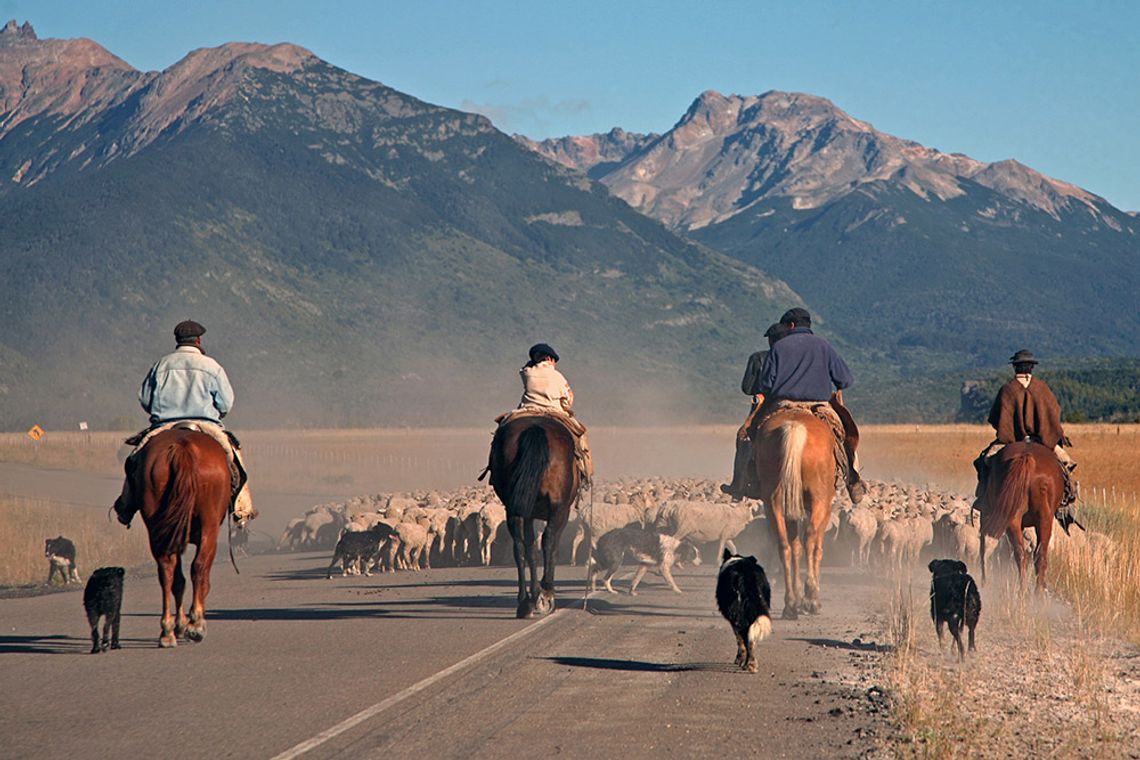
787;637;892;653
0;634;154;655
542;656;733;673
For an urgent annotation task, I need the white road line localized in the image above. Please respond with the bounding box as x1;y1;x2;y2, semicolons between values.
269;610;568;760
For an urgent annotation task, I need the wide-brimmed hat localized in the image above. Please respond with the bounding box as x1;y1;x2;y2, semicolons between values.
528;343;559;363
1008;349;1038;366
174;320;206;343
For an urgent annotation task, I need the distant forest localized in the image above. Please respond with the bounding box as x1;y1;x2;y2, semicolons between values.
956;358;1140;424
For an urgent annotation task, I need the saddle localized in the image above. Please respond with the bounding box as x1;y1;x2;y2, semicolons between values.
481;407;592;486
760;399;850;487
124;421;246;500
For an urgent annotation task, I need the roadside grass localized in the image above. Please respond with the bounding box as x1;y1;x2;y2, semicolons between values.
0;497;151;587
884;570;1133;758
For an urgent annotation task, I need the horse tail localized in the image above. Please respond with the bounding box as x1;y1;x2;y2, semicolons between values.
982;452;1032;539
152;439;199;556
772;421;807;522
506;425;549;520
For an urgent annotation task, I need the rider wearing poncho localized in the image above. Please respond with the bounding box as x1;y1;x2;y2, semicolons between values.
723;308;866;503
112;320;256;528
973;349;1078;524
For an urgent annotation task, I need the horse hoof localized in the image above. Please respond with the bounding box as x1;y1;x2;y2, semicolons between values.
803;600;822;615
159;635;177;648
535;591;555;615
516;603;535;619
185;628;205;642
782;607;799;621
745;659;759;673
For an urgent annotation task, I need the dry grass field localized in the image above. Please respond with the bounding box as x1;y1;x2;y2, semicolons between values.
0;496;152;587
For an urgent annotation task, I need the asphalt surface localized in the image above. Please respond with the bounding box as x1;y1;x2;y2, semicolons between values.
0;547;891;759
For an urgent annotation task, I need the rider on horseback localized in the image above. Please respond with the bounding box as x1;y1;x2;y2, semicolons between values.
973;350;1078;525
723;321;790;498
722;308;866;504
112;321;256;528
489;343;593;485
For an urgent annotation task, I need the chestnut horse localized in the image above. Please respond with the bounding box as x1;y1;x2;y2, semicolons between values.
753;409;837;619
979;441;1064;593
135;428;230;647
489;416;579;619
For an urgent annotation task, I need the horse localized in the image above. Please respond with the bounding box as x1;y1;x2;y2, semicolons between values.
135;428;231;647
489;415;579;619
753;408;837;619
979;441;1064;593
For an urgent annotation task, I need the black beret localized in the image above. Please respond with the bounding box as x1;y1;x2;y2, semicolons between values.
779;307;811;326
1008;349;1038;366
528;343;559;363
174;320;206;342
763;322;789;339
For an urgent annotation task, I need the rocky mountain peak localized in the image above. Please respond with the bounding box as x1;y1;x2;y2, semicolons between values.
0;19;36;44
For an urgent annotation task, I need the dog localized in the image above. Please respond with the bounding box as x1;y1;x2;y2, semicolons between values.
44;536;81;585
587;524;701;595
83;567;125;654
928;558;981;662
715;548;772;673
326;524;394;578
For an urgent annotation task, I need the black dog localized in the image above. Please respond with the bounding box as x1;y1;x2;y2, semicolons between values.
715;548;772;673
44;536;80;585
83;567;125;654
928;559;981;662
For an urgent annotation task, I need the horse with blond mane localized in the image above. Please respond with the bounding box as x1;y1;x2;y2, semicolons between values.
979;441;1064;593
132;427;231;647
753;407;838;619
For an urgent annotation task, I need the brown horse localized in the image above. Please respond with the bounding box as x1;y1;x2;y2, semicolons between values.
135;428;231;647
979;441;1064;593
753;409;837;619
489;416;579;619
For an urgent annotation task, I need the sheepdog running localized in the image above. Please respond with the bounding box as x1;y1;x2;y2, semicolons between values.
83;567;125;654
715;548;772;673
326;524;394;578
587;524;701;595
928;558;981;662
44;536;81;585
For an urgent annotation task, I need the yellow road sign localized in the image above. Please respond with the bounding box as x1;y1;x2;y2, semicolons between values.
27;424;45;441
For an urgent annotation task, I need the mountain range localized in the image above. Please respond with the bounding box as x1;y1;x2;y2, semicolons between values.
1;20;1136;431
0;21;798;429
521;90;1139;372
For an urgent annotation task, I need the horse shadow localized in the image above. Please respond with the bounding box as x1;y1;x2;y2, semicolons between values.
580;595;711;619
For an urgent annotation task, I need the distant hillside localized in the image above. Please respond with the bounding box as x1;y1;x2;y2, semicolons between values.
0;23;802;430
957;358;1140;424
522;90;1140;375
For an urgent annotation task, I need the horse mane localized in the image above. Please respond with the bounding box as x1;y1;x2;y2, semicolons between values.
982;450;1033;539
504;425;550;520
149;439;199;556
772;421;807;522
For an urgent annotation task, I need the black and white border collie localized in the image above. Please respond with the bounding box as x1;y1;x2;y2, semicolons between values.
715;548;772;673
588;524;701;595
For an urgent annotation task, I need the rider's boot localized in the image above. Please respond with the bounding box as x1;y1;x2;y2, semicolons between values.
112;454;139;528
844;446;866;504
721;437;753;501
230;451;257;528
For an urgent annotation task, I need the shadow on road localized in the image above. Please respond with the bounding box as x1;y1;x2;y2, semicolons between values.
541;656;732;673
0;634;156;655
788;637;892;653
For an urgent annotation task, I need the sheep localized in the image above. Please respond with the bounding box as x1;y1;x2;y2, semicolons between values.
568;495;657;566
478;503;507;566
840;506;877;566
394;522;430;571
277;518;306;551
653;500;757;561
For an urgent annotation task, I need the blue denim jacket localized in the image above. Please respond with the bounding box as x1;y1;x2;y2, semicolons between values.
139;346;235;424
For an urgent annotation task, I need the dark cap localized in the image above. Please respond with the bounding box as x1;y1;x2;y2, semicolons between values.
779;307;811;327
763;322;791;342
1008;349;1038;366
528;343;559;363
174;320;206;343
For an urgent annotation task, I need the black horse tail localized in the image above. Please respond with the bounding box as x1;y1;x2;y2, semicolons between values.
506;425;549;520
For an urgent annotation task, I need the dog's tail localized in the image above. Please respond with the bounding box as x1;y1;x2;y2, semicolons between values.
773;421;807;522
748;614;772;647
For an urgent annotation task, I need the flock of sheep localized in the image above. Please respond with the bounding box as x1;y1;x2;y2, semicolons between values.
277;477;1113;580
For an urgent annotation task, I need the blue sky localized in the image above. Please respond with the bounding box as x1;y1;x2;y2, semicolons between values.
18;1;1140;210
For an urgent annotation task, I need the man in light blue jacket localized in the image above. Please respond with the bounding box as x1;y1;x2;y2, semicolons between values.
113;321;255;527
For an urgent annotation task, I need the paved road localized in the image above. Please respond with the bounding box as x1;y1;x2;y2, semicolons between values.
0;549;890;759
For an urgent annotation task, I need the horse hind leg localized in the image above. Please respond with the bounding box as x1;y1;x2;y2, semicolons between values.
507;517;533;618
156;555;178;648
172;554;189;639
186;534;218;643
1006;525;1029;593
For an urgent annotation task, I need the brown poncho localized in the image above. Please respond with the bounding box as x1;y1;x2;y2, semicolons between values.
987;377;1065;447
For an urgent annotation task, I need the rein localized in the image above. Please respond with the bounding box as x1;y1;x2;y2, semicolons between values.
580;478;595;613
